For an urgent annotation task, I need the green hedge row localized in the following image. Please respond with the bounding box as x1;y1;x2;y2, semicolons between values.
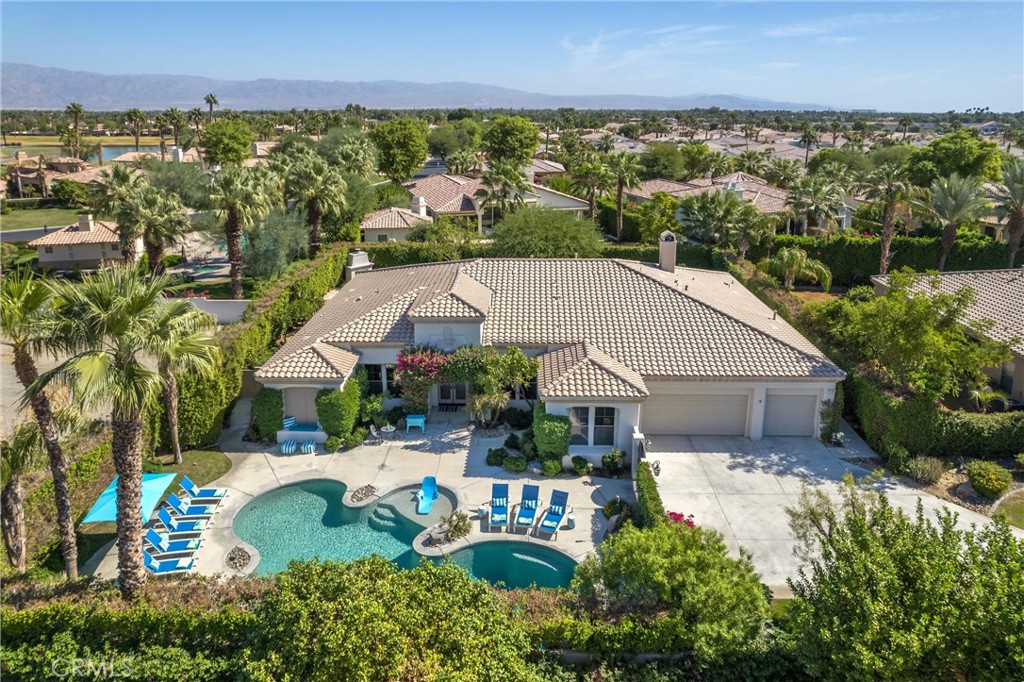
316;382;360;438
166;245;350;449
635;461;666;529
748;235;1010;286
532;402;571;461
596;196;643;243
252;388;283;442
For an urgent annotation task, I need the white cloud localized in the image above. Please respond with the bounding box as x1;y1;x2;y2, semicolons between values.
560;25;734;80
763;12;935;38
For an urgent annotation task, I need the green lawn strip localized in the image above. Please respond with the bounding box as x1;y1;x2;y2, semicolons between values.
1;207;83;231
994;491;1024;529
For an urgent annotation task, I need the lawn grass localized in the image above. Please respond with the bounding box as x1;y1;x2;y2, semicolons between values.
5;134;163;147
994;491;1024;529
0;207;83;232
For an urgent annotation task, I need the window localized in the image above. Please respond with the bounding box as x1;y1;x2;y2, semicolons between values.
385;364;401;397
44;247;53;254
593;407;616;446
569;407;589;445
366;365;384;395
377;234;389;243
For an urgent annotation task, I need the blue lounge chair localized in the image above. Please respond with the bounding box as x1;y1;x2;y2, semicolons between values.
166;493;214;518
145;528;201;555
489;483;509;529
416;476;438;515
514;484;541;530
280;440;297;455
158;507;208;535
537;490;570;538
144;548;194;576
179;475;227;501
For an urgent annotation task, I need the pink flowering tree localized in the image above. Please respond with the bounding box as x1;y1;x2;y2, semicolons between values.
394;346;448;413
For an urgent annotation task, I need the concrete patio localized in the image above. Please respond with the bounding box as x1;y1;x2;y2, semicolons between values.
88;406;633;579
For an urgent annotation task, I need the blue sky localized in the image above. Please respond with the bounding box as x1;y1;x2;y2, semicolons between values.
3;2;1021;111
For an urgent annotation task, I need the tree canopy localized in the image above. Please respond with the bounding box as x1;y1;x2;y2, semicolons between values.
370;118;428;183
905;130;1003;187
201;119;256;166
482;115;539;168
489;207;602;258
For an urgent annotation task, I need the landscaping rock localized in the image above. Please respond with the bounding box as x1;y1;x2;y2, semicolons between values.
226;546;251;571
352;484;376;503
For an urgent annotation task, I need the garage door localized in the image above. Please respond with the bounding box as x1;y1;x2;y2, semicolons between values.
763;393;818;437
642;394;748;436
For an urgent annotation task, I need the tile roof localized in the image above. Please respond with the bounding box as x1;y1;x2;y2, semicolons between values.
360;206;431;231
630;173;791;214
255;342;360;381
539;342;649;399
872;269;1024;356
528;158;566;174
409;271;492;320
628;179;701;201
403;174;484;213
28;220;121;246
260;258;845;393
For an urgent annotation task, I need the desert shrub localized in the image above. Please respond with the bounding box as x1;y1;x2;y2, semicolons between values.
486;447;508;467
966;460;1012;500
252;388;284;442
905;456;946;485
532;404;570;460
541;458;563;477
845;285;876;303
635;462;666;529
504;433;521;451
442;511;471;542
572;455;591;476
343;427;368;450
323;436;342;452
521;438;537;460
503;456;527;473
360;393;385;427
504;407;533;429
316;382;360;438
603;497;632;519
602;448;623;474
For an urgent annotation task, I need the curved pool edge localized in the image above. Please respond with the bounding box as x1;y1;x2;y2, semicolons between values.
411;522;583;569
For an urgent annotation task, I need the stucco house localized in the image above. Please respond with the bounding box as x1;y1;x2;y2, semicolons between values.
255;234;845;467
872;268;1024;403
27;214;140;270
360;200;433;243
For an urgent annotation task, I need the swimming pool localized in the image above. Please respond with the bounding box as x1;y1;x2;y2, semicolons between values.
233;479;576;587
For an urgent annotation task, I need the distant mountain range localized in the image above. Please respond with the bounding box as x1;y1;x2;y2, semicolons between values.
1;64;830;111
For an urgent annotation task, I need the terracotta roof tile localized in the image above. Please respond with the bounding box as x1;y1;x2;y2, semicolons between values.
28;220;121;246
255;342;360;381
360;206;431;231
403;174;483;213
539;342;649;399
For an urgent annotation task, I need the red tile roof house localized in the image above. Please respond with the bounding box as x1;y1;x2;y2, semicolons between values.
402;173;588;235
255;234;845;468
27;214;141;270
360;199;433;243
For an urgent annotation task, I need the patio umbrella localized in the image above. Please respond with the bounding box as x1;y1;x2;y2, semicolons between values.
82;473;177;524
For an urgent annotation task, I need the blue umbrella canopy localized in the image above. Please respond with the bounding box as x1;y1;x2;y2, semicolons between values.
82;473;177;524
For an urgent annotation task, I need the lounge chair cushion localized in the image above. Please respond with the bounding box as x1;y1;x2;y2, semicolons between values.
522;499;537;510
550;505;564;516
492;498;507;508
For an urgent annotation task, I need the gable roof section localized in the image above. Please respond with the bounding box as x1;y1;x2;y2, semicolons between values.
409;271;492;320
403;174;483;213
255;342;360;382
28;220;121;246
360;206;431;231
539;342;649;399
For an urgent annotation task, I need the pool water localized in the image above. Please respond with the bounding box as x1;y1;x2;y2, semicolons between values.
192;265;222;274
233;479;576;587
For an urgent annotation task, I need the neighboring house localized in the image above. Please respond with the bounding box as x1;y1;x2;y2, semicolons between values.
27;214;139;270
403;173;587;233
360;200;432;242
872;269;1024;403
255;234;845;465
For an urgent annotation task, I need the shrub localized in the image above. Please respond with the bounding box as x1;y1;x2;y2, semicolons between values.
603;497;632;519
905;456;946;485
521;438;537;460
532;404;570;460
385;405;406;425
252;388;284;442
486;447;508;467
162;254;184;269
503;456;527;473
503;407;533;429
316;382;360;438
541;458;563;477
819;391;844;443
442;511;471;542
503;433;521;451
966;460;1013;500
602;448;623;474
323;436;342;452
343;427;368;450
635;462;666;529
572;455;591;476
361;393;385;427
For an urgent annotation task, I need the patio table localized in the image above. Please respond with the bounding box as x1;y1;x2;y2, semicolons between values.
406;414;426;435
380;424;396;440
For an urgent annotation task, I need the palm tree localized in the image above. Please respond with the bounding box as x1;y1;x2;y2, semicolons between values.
120;184;191;275
0;271;79;578
65;102;85;159
734;203;780;261
705;152;733;178
829;120;843;147
285;154;348;259
165;108;187;147
597;133;615;154
125;109;146;152
860;164;914;274
990;158;1024;267
679;191;742;246
571;157;612;218
916;173;988;271
93;165;143;261
765;158;802;189
210;166;276;299
799;126;820;167
32;265;216;600
733;150;769;176
757;247;832;291
898;116;913;140
788;175;846;237
204;93;219;123
187;108;204;138
154;114;169;162
152;302;220;465
815;161;857;193
475;161;529;227
606;153;642;241
967;380;1007;413
1;422;43;572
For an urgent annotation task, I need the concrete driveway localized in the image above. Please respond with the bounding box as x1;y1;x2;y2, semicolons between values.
647;427;1018;596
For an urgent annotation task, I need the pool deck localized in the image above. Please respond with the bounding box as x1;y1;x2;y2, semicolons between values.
87;404;633;579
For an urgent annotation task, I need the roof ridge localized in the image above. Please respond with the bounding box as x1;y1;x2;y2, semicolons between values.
582;341;649;395
544;342;591;394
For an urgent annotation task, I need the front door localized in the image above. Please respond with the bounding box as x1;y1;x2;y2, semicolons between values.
438;383;467;406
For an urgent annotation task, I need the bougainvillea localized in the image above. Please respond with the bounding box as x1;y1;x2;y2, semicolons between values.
394;346;448;412
667;511;696;527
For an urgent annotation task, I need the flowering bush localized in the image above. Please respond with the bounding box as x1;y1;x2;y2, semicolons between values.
394;346;448;412
667;511;696;527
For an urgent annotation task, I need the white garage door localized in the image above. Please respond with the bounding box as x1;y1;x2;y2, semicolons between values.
642;394;748;436
763;393;818;437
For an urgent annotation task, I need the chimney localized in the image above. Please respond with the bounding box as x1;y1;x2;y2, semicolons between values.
411;196;428;217
345;249;373;280
171;146;184;163
730;181;745;201
77;214;95;232
658;230;677;273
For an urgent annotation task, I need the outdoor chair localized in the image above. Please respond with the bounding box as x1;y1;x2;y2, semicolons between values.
157;508;208;535
537;490;570;539
369;424;384;445
166;493;215;519
179;475;227;501
145;528;201;556
143;548;194;576
514;484;541;531
489;483;509;529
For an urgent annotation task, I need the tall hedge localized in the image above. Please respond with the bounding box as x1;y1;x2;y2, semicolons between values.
316;382;361;438
532;402;571;460
635;461;666;528
252;388;284;442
